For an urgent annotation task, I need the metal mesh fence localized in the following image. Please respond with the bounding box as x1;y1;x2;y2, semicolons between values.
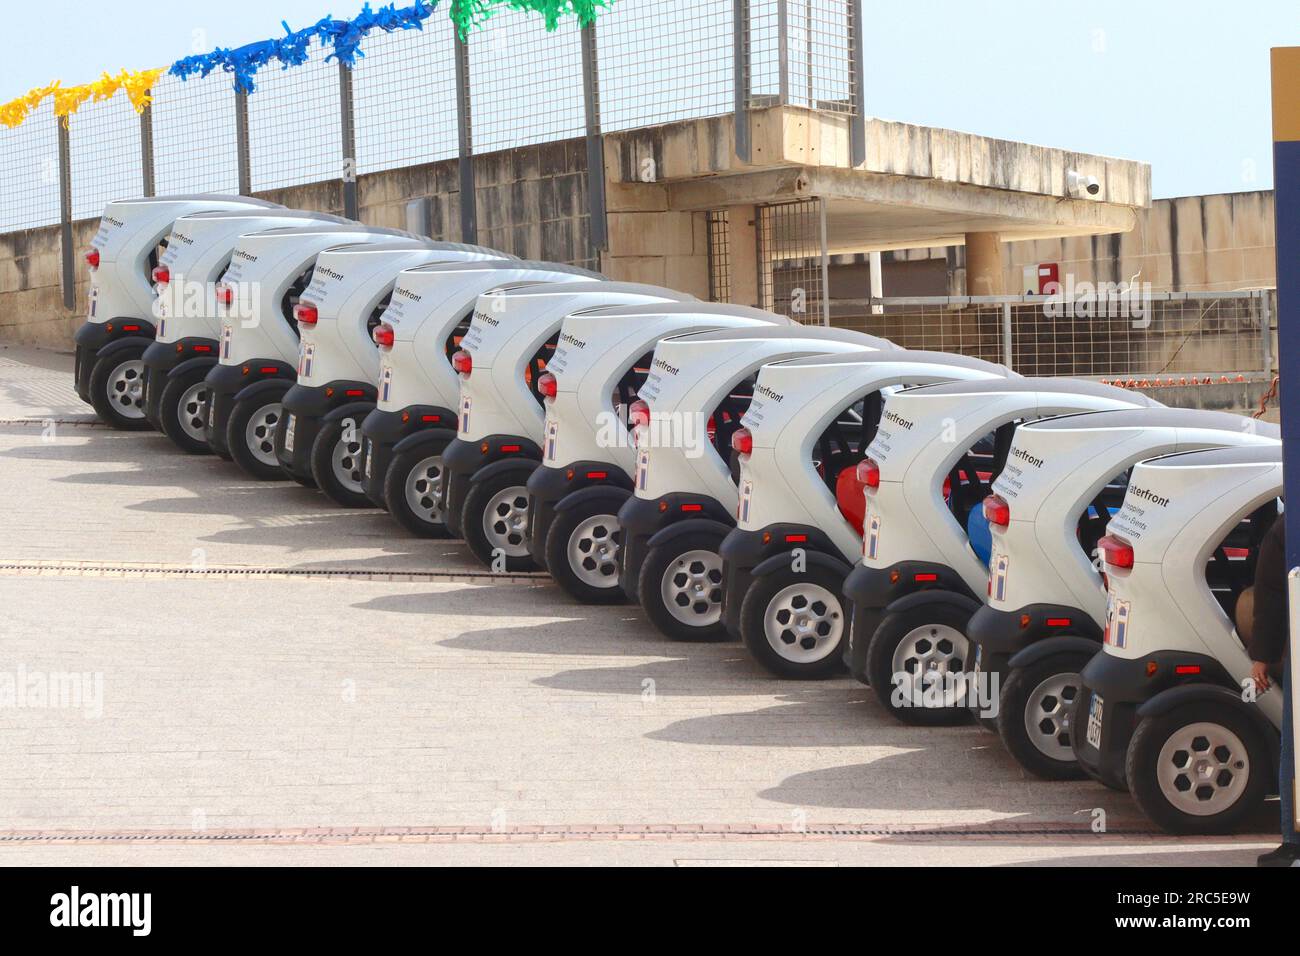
599;0;734;131
470;10;586;151
68;96;143;221
246;38;341;192
707;210;732;303
151;72;240;195
834;292;1275;376
352;20;460;174
757;198;827;324
785;0;855;112
0;111;60;232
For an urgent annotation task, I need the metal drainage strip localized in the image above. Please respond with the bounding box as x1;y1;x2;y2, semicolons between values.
0;823;1167;844
0;561;547;585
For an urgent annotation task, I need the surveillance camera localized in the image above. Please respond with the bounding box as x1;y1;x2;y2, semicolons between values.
1066;170;1102;199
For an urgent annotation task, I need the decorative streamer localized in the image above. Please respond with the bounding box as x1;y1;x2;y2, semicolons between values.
0;0;612;128
168;1;437;94
448;0;611;37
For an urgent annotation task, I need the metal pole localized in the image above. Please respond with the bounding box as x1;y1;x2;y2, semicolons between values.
1262;288;1275;373
1002;300;1014;369
234;90;252;196
580;21;608;261
338;62;358;220
57;117;74;311
1268;46;1299;834
139;94;155;197
733;0;751;163
777;0;790;105
848;0;866;167
454;33;478;244
818;197;830;326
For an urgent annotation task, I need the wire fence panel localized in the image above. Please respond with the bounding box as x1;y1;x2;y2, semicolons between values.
0;112;60;232
784;0;855;112
68;97;143;221
707;210;732;303
246;38;341;192
352;19;460;174
151;72;240;196
470;11;586;152
748;0;784;107
758;198;827;324
835;292;1274;377
600;0;734;131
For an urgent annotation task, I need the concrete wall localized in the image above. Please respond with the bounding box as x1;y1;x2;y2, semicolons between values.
829;190;1277;299
0;138;593;351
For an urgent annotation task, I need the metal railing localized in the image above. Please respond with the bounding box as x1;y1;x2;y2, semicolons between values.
833;291;1277;378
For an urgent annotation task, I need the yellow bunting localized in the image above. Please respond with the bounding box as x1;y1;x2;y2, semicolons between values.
1;68;165;130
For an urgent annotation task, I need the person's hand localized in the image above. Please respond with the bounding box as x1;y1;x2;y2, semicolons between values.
1250;660;1272;693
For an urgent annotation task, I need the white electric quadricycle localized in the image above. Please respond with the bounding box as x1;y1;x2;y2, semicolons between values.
204;225;452;478
1072;444;1283;834
142;208;346;452
275;239;505;505
363;271;661;539
844;378;1160;723
968;408;1279;780
75;194;278;429
718;350;1011;675
528;303;786;604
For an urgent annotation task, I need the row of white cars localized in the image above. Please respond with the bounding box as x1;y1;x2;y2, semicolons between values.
74;194;1285;835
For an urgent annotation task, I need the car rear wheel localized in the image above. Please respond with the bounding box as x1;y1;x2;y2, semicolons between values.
157;368;212;454
461;469;537;572
89;349;151;430
227;391;289;481
384;445;452;538
739;564;848;679
310;416;373;508
1125;700;1270;834
998;653;1091;780
866;600;974;725
546;498;627;604
638;532;728;641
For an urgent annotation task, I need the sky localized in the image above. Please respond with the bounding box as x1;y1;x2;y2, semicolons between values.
2;0;1296;199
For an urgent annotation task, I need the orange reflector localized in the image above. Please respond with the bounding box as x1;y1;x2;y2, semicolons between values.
1145;662;1158;677
1020;614;1031;628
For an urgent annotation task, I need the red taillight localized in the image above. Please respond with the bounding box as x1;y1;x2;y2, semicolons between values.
915;573;939;582
151;265;170;286
983;493;1010;529
1174;664;1201;676
452;350;472;376
293;301;319;326
856;457;880;489
1046;618;1072;628
586;471;608;480
629;399;650;428
785;534;807;543
84;248;100;270
1097;534;1134;570
942;476;952;500
681;503;703;512
216;282;234;306
372;322;395;349
538;372;557;398
731;427;753;456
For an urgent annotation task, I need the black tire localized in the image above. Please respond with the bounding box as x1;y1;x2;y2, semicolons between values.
866;600;975;725
739;563;849;679
310;416;374;508
638;531;728;641
997;652;1091;780
383;444;453;538
226;389;290;481
1125;700;1271;835
88;347;151;430
157;366;213;454
545;497;628;604
461;468;537;572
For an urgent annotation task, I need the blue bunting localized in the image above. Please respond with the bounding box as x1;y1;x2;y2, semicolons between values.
169;0;436;94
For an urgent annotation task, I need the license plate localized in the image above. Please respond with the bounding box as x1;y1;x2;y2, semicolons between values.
635;448;649;491
220;324;232;360
865;512;881;560
207;399;216;428
1085;693;1104;749
284;414;296;454
459;395;472;435
738;479;753;522
363;438;373;479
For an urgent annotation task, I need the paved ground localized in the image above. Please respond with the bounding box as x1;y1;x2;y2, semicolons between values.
0;342;1276;865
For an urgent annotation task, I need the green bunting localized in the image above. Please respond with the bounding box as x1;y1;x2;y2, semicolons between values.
448;0;614;38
